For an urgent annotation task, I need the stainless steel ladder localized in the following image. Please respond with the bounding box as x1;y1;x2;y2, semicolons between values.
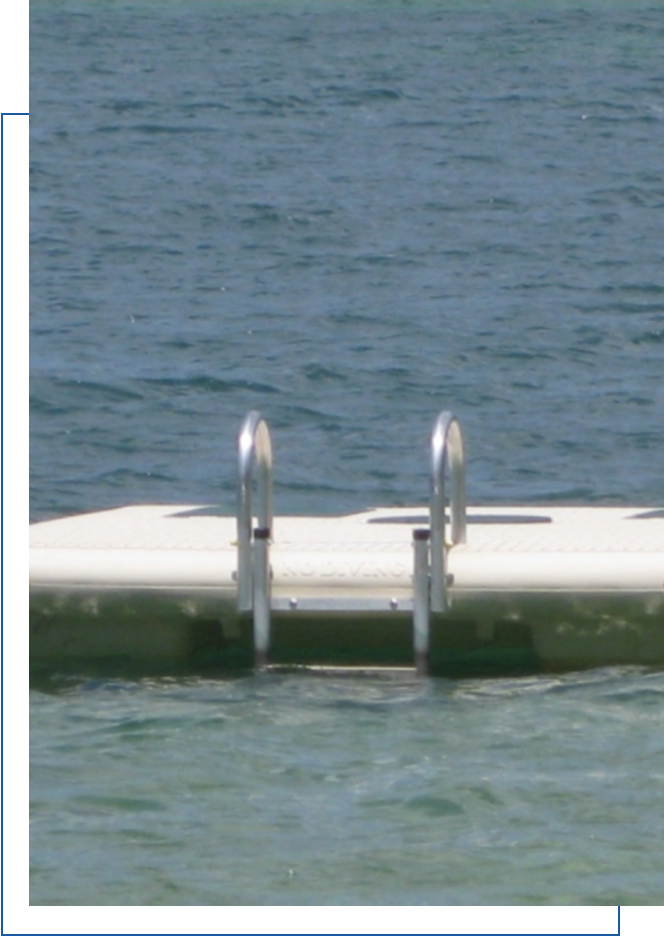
235;410;466;674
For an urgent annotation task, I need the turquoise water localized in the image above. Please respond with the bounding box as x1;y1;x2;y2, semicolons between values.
29;0;664;907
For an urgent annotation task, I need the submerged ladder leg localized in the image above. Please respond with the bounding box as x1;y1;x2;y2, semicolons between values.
412;529;431;676
253;527;271;669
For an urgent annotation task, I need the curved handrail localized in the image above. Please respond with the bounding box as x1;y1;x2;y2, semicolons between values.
430;411;466;612
237;411;273;612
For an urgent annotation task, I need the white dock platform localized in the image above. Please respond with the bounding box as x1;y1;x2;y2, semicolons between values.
29;409;664;675
30;502;664;674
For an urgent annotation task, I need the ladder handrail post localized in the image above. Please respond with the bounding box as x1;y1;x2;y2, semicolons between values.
237;411;273;612
429;411;466;613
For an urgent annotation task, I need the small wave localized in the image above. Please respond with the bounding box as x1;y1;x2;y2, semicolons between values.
138;375;281;396
632;330;664;345
95;123;218;135
36;380;144;406
405;795;464;817
301;364;348;383
95;467;176;484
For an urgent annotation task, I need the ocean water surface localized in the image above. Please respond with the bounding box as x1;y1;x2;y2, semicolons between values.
29;0;664;908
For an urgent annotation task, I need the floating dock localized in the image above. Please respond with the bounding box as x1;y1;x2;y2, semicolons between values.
30;412;664;676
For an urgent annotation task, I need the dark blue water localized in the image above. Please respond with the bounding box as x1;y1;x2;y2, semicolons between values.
30;0;664;909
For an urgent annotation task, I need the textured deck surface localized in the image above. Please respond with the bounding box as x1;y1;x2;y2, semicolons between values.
29;504;664;550
30;504;664;595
